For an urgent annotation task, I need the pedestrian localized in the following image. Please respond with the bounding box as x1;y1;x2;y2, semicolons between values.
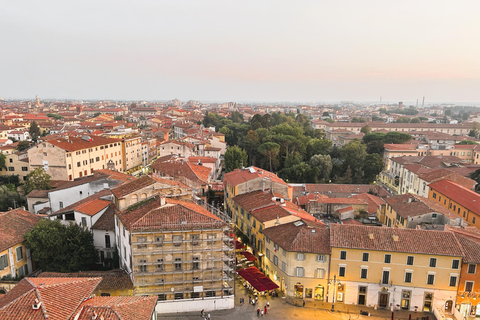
267;302;269;308
207;314;210;320
261;310;264;317
201;309;205;317
249;296;252;305
264;305;267;315
303;299;305;307
257;307;260;316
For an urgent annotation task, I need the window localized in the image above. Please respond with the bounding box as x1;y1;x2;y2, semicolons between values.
296;253;305;261
174;293;184;300
157;259;164;271
173;235;183;246
339;266;346;277
296;267;305;277
449;276;457;287
362;253;369;262
465;281;474;292
404;272;412;283
191;234;200;246
468;264;476;274
174;258;182;270
384;254;391;264
316;268;325;278
16;246;23;261
340;251;347;260
360;268;368;279
59;201;63;209
266;249;270;260
273;255;278;266
317;255;325;262
139;260;147;272
0;254;8;270
266;237;270;244
80;217;87;226
452;259;460;269
281;261;287;272
282;248;287;257
427;274;435;285
105;234;111;248
192;256;200;270
382;270;390;284
22;167;28;171
137;236;147;249
429;258;437;268
274;243;279;251
474;217;477;224
433;193;437;199
406;256;414;265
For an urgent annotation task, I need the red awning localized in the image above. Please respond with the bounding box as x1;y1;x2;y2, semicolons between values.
237;267;279;292
240;251;257;262
235;239;245;250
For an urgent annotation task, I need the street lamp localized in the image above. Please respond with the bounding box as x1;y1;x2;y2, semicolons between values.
329;275;340;312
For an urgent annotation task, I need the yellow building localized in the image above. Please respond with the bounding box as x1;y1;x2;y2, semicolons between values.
0;150;29;182
28;135;123;181
330;224;462;312
0;208;43;279
115;196;235;313
262;220;330;301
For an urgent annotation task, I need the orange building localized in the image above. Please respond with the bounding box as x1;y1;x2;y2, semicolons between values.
428;180;480;228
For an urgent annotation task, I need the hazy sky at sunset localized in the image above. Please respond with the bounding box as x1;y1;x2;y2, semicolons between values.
1;1;479;103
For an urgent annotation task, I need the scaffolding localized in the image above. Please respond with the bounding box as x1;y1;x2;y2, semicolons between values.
130;219;235;303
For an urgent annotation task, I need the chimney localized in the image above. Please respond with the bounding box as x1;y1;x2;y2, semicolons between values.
368;233;374;240
32;298;42;310
392;234;399;241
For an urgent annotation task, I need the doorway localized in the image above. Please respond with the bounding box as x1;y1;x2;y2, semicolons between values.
445;300;453;313
379;292;389;308
358;286;367;306
401;290;411;310
423;292;433;312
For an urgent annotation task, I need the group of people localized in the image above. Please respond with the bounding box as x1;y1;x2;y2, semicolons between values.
200;309;210;320
256;303;270;317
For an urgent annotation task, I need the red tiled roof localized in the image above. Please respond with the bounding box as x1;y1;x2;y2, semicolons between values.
91;204;117;230
38;270;133;291
263;220;330;254
386;193;455;219
352;193;385;215
74;199;111;216
232;191;277;212
0;208;43;252
384;143;418;151
429;179;480;215
111;175;155;198
46;135;121;152
76;296;156;320
224;166;287;187
330;224;463;256
0;277;102;320
52;189;112;216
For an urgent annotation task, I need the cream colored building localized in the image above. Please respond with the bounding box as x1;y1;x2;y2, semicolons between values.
262;220;330;301
0;150;29;181
28;135;123;181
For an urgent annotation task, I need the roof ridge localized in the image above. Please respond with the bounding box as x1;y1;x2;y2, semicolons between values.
34;288;49;319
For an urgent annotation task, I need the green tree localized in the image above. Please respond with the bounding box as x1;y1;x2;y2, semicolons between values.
351;117;366;123
307;138;332;159
23;167;51;195
0;184;26;211
418;117;428;122
224;146;248;173
469;122;480;139
395;117;411;123
229;111;244;124
310;154;333;182
340;141;367;184
470;169;480;191
410;118;421;123
258;142;280;172
322;111;330;117
0;153;6;170
360;125;371;134
114;115;123;121
363;153;384;183
456;140;478;145
325;118;334;123
16;141;30;151
24;219;97;272
29;121;40;141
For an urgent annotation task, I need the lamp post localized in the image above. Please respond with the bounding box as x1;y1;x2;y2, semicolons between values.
331;275;338;312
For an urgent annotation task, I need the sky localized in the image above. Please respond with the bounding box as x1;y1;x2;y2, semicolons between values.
1;0;479;103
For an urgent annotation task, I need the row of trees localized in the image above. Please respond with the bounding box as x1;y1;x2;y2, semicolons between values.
211;112;412;184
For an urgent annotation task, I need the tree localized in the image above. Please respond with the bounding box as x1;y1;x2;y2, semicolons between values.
360;125;371;134
363;153;384;183
258;142;280;172
23;168;51;195
469;122;480;139
24;219;97;272
395;117;411;123
470;169;480;191
17;141;30;151
457;140;478;145
0;153;6;170
340;141;367;184
322;111;330;117
29;121;40;141
351;117;366;123
310;154;333;182
0;184;25;211
224;146;248;173
114;115;123;121
325;118;334;123
410;118;421;123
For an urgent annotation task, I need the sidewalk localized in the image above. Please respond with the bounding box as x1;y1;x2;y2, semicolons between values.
286;296;436;319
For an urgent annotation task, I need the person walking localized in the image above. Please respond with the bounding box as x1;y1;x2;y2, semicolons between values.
257;307;260;317
264;305;267;315
302;299;306;307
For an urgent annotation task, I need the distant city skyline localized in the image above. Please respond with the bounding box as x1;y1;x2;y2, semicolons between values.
1;1;479;103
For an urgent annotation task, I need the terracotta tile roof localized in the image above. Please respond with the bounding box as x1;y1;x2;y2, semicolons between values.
94;169;136;183
111;175;155;198
0;208;44;252
91;204;116;230
232;191;277;212
386;193;455;219
38;270;133;291
151;158;210;185
151;176;191;190
0;277;101;320
304;184;391;198
118;196;225;231
294;193;329;206
352;193;385;215
429;179;480;215
52;189;112;216
27;189;50;198
330;224;463;256
263;220;330;254
189;156;217;164
454;235;480;264
46;135;121;152
403;164;432;175
418;169;476;190
76;296;157;320
337;206;354;214
74;199;111;216
224;166;287;187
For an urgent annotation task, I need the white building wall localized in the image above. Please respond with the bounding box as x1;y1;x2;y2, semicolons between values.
155;296;234;314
